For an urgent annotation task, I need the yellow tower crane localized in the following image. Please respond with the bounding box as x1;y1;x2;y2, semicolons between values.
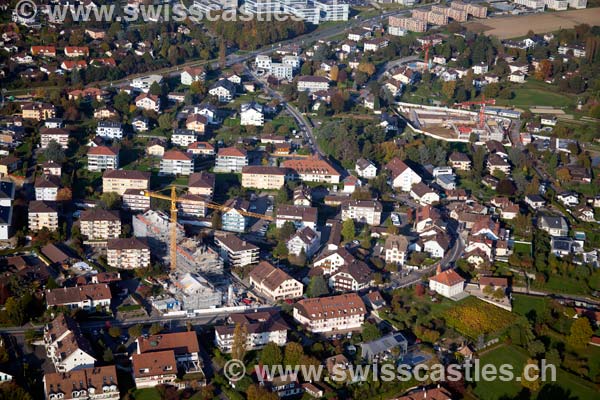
144;187;274;270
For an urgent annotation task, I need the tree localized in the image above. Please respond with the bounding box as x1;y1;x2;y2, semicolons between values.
358;62;376;76
43;141;66;163
273;241;288;260
362;322;381;342
149;323;163;335
218;39;227;69
527;340;545;358
306;275;328;298
231;323;248;362
521;358;541;392
149;81;162;96
260;342;282;367
108;326;121;338
442;80;456;100
297;91;310;112
5;297;25;326
330;65;339;82
99;192;121;209
247;385;278;400
158;114;174;130
128;324;143;338
567;317;593;348
283;342;304;367
331;91;345;114
211;212;222;230
341;218;355;242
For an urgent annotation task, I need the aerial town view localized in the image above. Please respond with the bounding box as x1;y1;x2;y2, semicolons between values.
1;0;600;399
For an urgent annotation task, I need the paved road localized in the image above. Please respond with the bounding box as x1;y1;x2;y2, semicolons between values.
0;306;279;335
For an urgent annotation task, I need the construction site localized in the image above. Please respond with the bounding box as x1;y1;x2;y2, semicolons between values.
133;209;226;311
397;101;510;143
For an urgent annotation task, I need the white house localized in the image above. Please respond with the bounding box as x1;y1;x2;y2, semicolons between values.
385;158;421;191
209;80;236;102
355;158;377;179
180;66;206;85
135;93;161;112
287;226;320;258
171;129;198;147
429;269;465;299
240;102;264;126
214;311;288;352
293;293;365;334
131;74;163;93
96;121;123;140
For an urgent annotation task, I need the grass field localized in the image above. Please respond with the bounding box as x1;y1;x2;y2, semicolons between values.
474;345;599;400
497;87;573;109
442;297;516;339
513;242;532;256
512;294;549;318
132;388;161;400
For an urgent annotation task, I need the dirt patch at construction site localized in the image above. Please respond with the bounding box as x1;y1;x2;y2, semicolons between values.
465;8;600;39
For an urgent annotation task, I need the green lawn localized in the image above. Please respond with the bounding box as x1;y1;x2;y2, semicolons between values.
513;242;532;256
533;275;590;296
474;345;529;400
132;388;161;400
512;294;549;318
474;345;598;400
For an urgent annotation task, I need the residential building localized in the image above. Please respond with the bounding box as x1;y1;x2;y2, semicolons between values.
287;226;320;257
80;209;121;242
87;146;119;171
355;158;377;179
429;268;465;298
64;46;89;57
122;189;151;212
135;331;203;376
40;128;69;149
388;16;427;34
185;114;207;133
297;76;330;93
171;129;197;147
135;93;161;112
43;314;96;373
385;158;421;191
22;103;56;121
282;156;341;184
293;293;366;334
180;66;206;85
329;259;373;292
177;194;207;218
35;174;61;201
96;121;123;140
241;166;287;189
188;172;215;197
214;147;248;173
525;194;545;210
538;214;569;237
276;205;318;230
102;170;151;195
0;155;20;177
42;161;62;176
131;75;163;93
43;366;119;400
384;234;409;265
28;201;59;232
240;102;265;126
215;234;259;267
448;152;471;171
410;182;440;205
341;200;382;226
187;141;215;157
214;310;289;352
132;116;150;132
249;261;303;300
0;181;15;240
222;198;249;233
131;351;177;389
364;37;389;52
106;237;151;269
208;80;236;102
487;154;511;175
159;150;194;176
46;284;112;310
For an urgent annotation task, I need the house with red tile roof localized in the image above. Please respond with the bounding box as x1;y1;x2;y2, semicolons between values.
429;269;465;298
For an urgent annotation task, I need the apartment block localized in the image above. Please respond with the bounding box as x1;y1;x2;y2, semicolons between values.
43;314;96;373
282;156;340;184
297;76;330;93
188;172;215;197
159;150;194;176
44;366;119;400
122;189;151;212
293;293;366;334
388;16;427;34
106;237;151;269
40;128;69;149
215;311;288;352
249;261;304;301
341;200;382;226
241;166;287;190
28;201;59;232
215;234;259;267
214;147;248;173
87;146;119;172
80;209;121;242
102;170;151;195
